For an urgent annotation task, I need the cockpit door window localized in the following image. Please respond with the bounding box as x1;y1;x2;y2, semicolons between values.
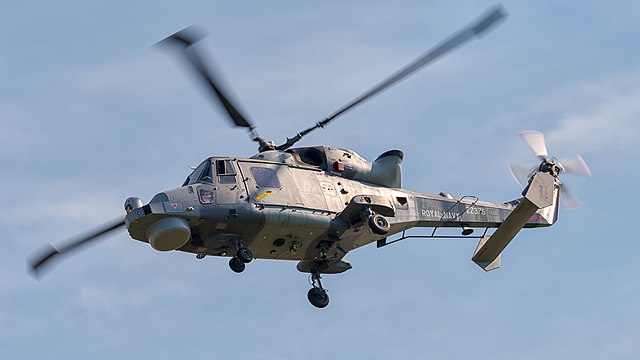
216;159;237;184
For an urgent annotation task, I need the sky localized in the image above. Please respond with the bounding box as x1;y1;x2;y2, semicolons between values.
2;1;640;359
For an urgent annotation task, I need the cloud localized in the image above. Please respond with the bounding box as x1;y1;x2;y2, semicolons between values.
74;279;194;316
532;68;640;157
0;182;123;227
54;52;185;104
0;103;49;160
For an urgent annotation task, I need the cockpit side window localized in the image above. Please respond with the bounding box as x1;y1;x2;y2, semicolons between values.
250;167;281;188
183;159;213;186
183;166;201;186
216;159;237;184
197;160;213;183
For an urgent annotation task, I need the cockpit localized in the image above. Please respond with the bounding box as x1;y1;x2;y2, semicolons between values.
180;158;241;206
182;158;239;187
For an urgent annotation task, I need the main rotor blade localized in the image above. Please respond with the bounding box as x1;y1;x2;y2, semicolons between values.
520;130;549;160
28;216;125;279
559;154;592;177
276;5;508;150
159;27;254;129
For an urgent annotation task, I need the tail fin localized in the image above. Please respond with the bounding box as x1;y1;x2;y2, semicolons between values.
525;175;561;227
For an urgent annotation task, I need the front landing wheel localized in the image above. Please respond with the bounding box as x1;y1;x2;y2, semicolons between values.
368;213;390;235
307;287;329;308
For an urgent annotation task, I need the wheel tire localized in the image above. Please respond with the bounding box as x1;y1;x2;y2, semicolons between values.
229;257;246;273
307;288;330;308
236;247;253;263
368;214;390;235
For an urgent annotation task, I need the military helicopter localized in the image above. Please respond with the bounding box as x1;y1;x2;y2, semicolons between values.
28;5;591;308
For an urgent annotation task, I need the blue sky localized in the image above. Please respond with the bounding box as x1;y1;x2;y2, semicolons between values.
2;1;640;359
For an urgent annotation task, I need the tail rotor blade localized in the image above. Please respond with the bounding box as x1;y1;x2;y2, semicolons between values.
560;184;582;209
520;130;549;160
513;130;588;209
560;154;592;177
508;163;536;187
28;216;125;279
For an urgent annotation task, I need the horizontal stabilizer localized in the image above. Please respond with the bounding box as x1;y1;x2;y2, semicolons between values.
473;236;501;271
472;172;556;271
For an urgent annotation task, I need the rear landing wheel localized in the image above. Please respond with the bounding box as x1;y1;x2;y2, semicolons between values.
307;287;329;308
307;270;330;308
229;257;245;273
236;247;253;263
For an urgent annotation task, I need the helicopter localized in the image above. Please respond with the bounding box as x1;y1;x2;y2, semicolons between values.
28;5;591;308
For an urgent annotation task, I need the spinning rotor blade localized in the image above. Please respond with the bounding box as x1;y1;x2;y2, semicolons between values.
559;154;592;177
520;130;549;160
511;130;591;209
509;163;583;209
557;154;591;208
559;184;581;209
159;27;255;129
508;163;536;187
28;216;125;279
276;5;508;150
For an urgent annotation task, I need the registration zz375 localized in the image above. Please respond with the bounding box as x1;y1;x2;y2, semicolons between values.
465;206;486;216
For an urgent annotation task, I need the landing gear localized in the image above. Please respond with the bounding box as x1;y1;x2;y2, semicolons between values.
236;247;253;263
307;270;330;308
229;239;252;273
368;213;390;235
229;257;245;273
231;239;253;263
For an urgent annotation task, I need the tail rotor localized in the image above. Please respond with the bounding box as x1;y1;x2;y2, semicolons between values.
509;130;591;208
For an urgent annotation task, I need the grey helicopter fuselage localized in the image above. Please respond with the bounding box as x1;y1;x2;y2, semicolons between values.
124;145;559;273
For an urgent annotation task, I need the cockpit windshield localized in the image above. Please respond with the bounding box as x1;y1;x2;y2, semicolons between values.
182;159;213;186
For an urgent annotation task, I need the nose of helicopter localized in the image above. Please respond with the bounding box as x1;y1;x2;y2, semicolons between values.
124;189;195;251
